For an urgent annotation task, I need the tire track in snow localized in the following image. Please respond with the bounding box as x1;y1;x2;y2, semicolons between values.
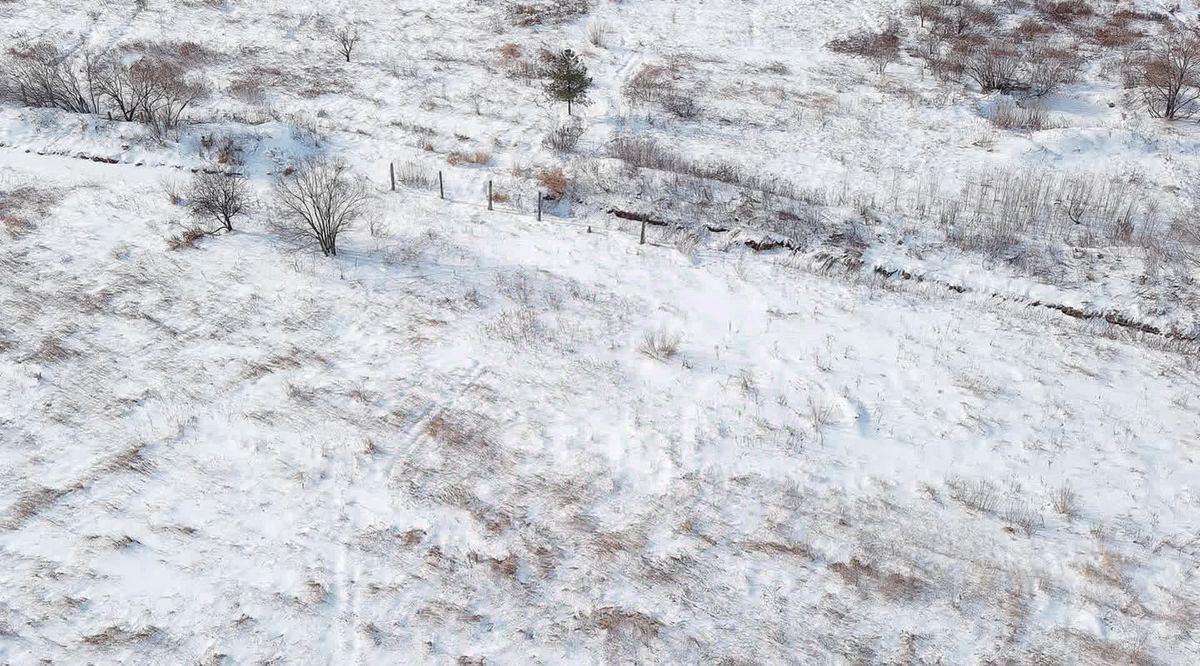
331;361;487;663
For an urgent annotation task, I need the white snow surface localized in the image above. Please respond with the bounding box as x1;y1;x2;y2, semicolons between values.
1;0;1199;664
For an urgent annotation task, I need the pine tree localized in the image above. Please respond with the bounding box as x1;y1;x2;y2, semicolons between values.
543;49;592;115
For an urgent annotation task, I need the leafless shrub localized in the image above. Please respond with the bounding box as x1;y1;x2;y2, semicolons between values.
544;121;585;152
485;307;547;347
962;43;1023;93
623;64;672;106
1139;33;1200;120
1092;18;1142;48
273;158;371;257
937;169;1155;260
161;177;185;205
638;329;681;361
227;74;267;104
394;161;436;190
335;26;361;62
828;21;903;74
200;133;241;165
188;170;249;232
947;476;999;513
661;91;701;119
622;64;700;117
1034;0;1093;23
1049;481;1079;518
1002;500;1043;534
1023;46;1079;97
166;224;206;250
506;0;592;26
990;100;1056;131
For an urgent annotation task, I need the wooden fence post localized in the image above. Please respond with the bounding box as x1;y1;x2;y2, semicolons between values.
438;171;444;200
389;162;395;191
640;219;647;245
536;191;542;221
488;180;493;211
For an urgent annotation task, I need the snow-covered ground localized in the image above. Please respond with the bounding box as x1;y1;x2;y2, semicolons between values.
1;0;1199;663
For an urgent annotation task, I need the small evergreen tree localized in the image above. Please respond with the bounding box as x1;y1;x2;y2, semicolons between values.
543;49;592;115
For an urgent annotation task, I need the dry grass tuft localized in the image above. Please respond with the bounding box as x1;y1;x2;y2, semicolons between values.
538;166;568;199
423;410;495;449
447;150;491;166
638;329;681;361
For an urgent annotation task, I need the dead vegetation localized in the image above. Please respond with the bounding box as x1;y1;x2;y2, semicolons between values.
638;329;681;361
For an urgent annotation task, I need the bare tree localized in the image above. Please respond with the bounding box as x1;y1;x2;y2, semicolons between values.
141;62;205;139
274;158;370;257
188;170;249;232
1141;34;1200;120
93;57;153;121
335;26;361;63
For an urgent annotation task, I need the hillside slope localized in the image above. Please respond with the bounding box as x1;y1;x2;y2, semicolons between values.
1;0;1199;663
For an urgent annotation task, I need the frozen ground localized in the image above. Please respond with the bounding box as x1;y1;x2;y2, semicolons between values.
1;0;1199;663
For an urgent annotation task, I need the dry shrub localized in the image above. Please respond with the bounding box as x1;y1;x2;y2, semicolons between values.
394;161;436;189
828;21;903;74
498;43;522;61
506;0;592;26
638;329;681;361
538;167;568;199
1034;0;1093;23
623;64;671;106
447;150;491;166
622;63;701;118
990;100;1056;131
958;41;1078;96
1092;20;1142;48
167;225;206;250
1049;481;1079;518
544;122;585;152
1014;18;1053;40
946;476;999;513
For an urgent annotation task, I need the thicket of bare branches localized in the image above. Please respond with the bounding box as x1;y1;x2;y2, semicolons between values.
828;22;903;75
2;43;204;137
908;0;1081;97
273;159;370;257
2;44;100;113
188;171;249;232
1139;33;1200;120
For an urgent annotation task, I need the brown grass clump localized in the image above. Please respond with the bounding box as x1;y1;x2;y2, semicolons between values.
447;150;491;166
498;43;521;61
538;167;568;199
